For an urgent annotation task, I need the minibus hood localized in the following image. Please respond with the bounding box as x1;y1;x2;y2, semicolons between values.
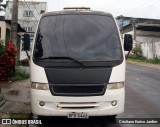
45;68;112;84
45;67;112;96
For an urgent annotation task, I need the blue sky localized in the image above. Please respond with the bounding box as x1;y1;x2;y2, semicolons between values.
1;0;160;19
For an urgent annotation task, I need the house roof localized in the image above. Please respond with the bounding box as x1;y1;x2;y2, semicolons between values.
136;23;160;32
0;17;26;32
116;16;160;32
116;16;160;22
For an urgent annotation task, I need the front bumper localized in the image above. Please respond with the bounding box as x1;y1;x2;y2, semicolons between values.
31;88;125;116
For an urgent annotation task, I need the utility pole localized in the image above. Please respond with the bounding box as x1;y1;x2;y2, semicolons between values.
10;0;18;75
10;0;18;45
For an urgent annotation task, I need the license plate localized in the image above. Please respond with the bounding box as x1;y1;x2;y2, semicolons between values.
67;112;89;119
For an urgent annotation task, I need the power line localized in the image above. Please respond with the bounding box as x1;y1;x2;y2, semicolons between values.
31;0;40;17
10;0;41;32
21;0;39;30
21;2;37;28
23;0;38;21
20;1;37;24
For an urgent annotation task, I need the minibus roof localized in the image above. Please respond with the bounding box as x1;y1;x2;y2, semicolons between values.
42;10;113;17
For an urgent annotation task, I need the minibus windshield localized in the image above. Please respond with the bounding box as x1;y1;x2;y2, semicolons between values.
33;14;122;66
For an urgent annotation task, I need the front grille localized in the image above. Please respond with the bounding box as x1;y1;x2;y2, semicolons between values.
49;85;106;96
57;102;100;110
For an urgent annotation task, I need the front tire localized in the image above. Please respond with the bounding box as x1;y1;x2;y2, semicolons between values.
107;115;117;123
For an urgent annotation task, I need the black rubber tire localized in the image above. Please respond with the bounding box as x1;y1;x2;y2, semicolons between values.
107;115;117;124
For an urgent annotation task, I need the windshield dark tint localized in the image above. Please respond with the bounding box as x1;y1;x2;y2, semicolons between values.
34;14;122;62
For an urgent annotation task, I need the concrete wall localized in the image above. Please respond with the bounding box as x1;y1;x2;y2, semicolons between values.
124;30;160;59
19;33;34;60
137;36;160;59
20;51;31;60
0;21;7;42
136;30;160;59
0;21;11;44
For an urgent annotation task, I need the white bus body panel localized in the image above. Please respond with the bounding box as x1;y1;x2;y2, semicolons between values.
31;88;124;116
30;61;125;116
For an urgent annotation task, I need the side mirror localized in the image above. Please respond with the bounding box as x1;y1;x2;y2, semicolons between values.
24;34;30;60
124;34;133;51
24;34;30;50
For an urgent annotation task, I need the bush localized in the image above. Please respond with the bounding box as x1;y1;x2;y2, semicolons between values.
132;43;142;57
9;67;29;81
0;42;17;81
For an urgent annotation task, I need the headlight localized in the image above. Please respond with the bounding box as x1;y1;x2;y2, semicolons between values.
107;82;124;90
31;83;49;90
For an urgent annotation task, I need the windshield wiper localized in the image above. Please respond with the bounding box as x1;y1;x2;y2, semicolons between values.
38;57;85;66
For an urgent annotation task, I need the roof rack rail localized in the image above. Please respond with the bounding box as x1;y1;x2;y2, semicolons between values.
63;7;90;10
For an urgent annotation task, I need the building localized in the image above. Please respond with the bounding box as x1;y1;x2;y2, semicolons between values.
116;16;160;59
0;16;26;59
0;16;11;45
5;0;47;60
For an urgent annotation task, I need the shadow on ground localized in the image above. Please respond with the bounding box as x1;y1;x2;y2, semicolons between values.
27;116;120;127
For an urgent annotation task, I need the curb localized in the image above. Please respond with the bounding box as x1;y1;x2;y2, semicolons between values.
0;94;7;107
127;60;160;71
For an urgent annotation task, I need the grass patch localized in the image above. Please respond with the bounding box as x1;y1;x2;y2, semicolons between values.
128;55;160;64
9;113;30;119
9;113;30;127
9;67;30;81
